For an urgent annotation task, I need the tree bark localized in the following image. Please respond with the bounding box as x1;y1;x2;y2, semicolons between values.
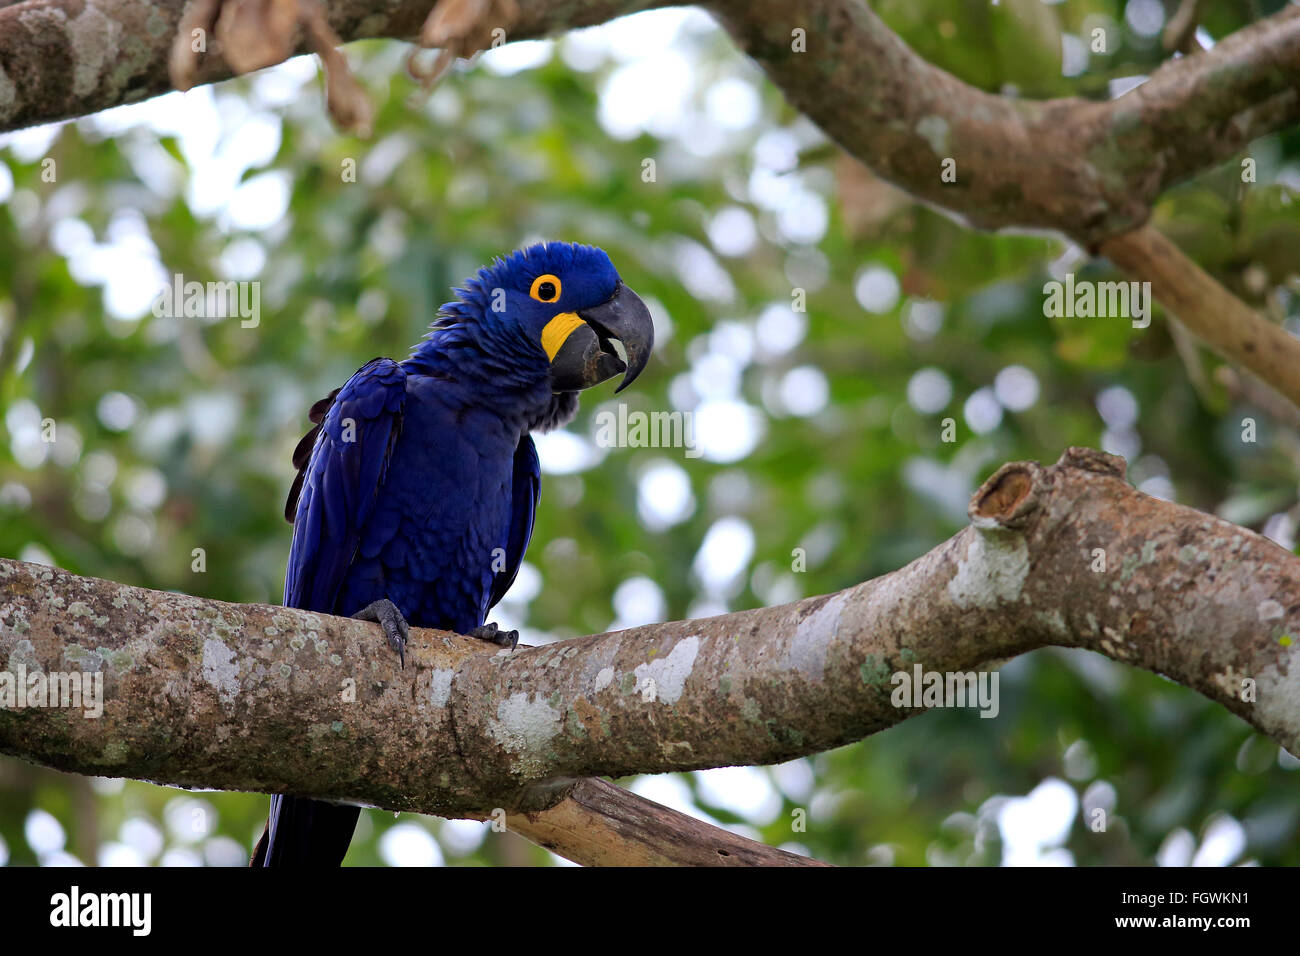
2;447;1297;864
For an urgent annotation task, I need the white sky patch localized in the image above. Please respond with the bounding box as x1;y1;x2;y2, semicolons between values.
693;516;755;593
7;398;48;469
673;240;736;304
598;50;693;140
612;575;666;629
906;367;952;414
379;822;444;867
223;169;291;232
748;166;800;211
600;8;705;61
711;320;755;365
96;392;138;431
964;387;1003;434
560;31;608;72
1109;75;1149;98
755;303;807;356
771;758;815;803
25;809;66;856
902;298;944;341
500;561;541;605
1190;814;1246;867
694;765;783;825
481;39;554;75
534;428;606;474
163;797;215;844
1157;828;1196;867
854;265;901;314
219;237;267;279
119;817;164;862
630;773;723;824
160;849;203;867
184;392;241;449
692;399;764;463
753;128;799;172
1124;0;1164;37
994;365;1040;411
251;54;319;108
708;206;758;258
779;365;829;417
691;350;742;401
1061;34;1088;78
637;459;695;531
438;818;488;856
203;836;248;867
705;77;761;131
98;842;145;866
0;122;62;162
1096;384;1139;429
997;778;1079;866
776;190;828;245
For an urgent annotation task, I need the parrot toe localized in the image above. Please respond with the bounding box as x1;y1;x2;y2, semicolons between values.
352;598;410;667
467;622;519;650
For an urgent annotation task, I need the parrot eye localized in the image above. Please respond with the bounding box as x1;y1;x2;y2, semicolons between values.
530;274;562;303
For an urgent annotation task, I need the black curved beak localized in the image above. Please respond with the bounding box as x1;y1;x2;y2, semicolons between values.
549;282;655;394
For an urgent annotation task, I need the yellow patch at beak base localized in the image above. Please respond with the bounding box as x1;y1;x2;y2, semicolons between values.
541;312;586;361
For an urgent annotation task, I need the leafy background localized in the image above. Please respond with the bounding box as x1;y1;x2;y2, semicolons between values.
0;0;1298;866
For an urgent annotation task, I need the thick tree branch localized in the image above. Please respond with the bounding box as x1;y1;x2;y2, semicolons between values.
0;0;675;133
2;447;1297;866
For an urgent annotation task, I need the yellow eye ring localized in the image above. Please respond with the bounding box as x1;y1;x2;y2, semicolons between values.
530;274;562;303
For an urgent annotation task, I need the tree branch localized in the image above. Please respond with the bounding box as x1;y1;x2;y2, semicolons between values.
2;447;1297;865
505;778;827;866
711;0;1300;244
0;0;676;133
1100;225;1300;408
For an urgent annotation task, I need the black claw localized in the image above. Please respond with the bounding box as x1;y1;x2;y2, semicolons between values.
467;622;519;651
353;599;410;668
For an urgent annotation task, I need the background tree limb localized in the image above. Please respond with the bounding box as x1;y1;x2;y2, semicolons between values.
2;447;1297;864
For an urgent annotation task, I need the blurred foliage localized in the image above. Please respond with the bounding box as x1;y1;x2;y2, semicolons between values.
0;0;1298;866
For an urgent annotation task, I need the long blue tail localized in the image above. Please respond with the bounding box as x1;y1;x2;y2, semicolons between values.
250;796;361;867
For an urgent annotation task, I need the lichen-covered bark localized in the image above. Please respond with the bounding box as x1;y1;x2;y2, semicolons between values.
2;447;1297;828
0;0;676;132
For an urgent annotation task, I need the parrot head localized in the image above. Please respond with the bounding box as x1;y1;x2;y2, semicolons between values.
429;242;655;399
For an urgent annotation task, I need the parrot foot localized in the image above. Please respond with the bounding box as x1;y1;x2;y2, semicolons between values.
352;599;410;668
466;622;519;651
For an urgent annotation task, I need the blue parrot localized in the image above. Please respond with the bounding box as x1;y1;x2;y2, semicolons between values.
250;242;654;866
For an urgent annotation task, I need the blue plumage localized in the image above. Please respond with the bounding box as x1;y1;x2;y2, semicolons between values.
253;242;654;866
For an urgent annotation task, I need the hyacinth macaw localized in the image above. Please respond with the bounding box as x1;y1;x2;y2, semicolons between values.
250;242;654;866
